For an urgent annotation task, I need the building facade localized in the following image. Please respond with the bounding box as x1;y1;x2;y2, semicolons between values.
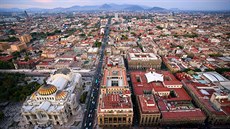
10;42;27;52
127;53;162;70
97;93;133;127
97;65;133;127
100;66;130;94
137;95;161;126
19;34;32;43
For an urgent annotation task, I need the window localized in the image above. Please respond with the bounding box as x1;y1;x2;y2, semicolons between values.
128;117;131;123
149;116;151;123
104;118;108;123
111;81;118;86
112;71;119;75
156;117;158;122
136;76;141;82
123;117;126;122
31;114;37;119
100;118;103;124
145;117;148;123
41;113;46;118
141;118;144;124
114;117;117;122
26;115;30;120
54;115;58;120
109;118;112;122
118;117;122;123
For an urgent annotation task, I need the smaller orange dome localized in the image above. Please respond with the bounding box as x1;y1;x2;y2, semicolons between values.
55;90;68;100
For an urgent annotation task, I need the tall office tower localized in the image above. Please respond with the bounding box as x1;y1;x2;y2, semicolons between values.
24;10;29;18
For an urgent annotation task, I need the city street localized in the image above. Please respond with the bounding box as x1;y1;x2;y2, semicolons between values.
82;17;111;129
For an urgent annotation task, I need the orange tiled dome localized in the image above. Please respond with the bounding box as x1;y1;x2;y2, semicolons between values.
55;90;67;100
38;84;57;95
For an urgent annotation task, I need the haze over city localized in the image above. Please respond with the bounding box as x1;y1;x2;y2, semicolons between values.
1;0;230;10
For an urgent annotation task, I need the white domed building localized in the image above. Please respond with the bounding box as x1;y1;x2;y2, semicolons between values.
21;68;82;126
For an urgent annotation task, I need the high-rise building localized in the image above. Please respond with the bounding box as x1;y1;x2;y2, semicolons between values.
24;11;29;18
21;68;82;126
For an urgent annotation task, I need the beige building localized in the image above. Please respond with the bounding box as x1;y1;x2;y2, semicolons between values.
0;42;10;51
97;93;133;127
19;34;32;43
137;95;161;126
10;42;27;52
21;68;82;126
41;50;57;58
127;53;162;70
100;66;129;94
97;66;133;127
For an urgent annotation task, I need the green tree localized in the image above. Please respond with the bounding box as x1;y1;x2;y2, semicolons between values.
156;26;163;30
0;61;14;69
8;29;16;35
0;73;39;102
79;33;86;37
121;34;128;40
0;36;19;42
170;90;176;97
187;70;195;75
93;41;102;47
80;92;88;103
127;26;131;31
24;55;30;61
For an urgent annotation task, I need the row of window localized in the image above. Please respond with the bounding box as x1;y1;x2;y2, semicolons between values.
101;117;132;124
166;85;181;88
36;97;55;100
141;116;159;124
25;114;60;120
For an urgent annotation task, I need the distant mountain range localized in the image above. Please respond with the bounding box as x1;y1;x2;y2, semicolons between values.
0;3;170;13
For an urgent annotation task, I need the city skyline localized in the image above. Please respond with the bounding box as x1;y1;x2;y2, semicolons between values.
1;0;230;10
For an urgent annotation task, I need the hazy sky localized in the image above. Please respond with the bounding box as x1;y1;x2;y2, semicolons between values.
0;0;230;10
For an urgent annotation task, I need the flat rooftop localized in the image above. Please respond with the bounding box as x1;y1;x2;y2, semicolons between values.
98;93;133;111
161;109;206;121
128;53;160;61
102;66;128;87
138;95;160;114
